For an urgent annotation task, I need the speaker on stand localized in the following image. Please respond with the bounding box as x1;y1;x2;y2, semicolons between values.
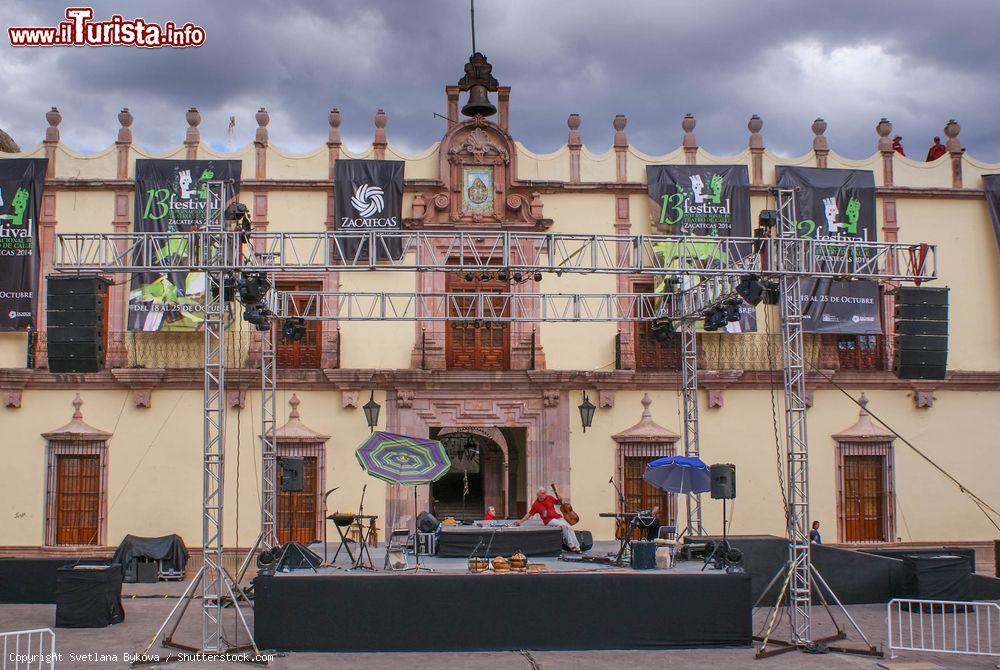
704;464;740;572
893;286;949;380
46;275;112;373
272;456;322;573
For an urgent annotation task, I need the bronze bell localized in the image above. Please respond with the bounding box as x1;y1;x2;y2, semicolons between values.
461;84;497;118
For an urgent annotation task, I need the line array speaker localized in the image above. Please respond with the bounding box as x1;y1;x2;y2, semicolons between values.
893;287;949;380
46;275;112;373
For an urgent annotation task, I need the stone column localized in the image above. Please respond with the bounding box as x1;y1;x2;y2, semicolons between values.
682;113;697;164
497;86;511;132
613;114;628;182
36;107;61;367
748;115;764;185
372;109;387;160
107;108;133;367
445;86;460;128
254;107;269;180
812;118;829;168
567;113;581;184
184;107;200;160
876;118;900;367
325;109;342;366
944;119;963;188
327;108;342;180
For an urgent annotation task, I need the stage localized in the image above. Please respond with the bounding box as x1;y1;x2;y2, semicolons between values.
253;541;753;652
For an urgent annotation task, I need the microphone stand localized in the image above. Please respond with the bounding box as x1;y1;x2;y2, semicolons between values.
351;484;374;571
609;476;631;565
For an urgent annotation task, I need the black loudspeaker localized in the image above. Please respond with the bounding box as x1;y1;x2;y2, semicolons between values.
279;456;304;492
630;541;656;569
710;463;736;500
46;276;111;373
893;287;949;380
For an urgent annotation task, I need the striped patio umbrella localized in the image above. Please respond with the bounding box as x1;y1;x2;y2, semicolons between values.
355;431;452;486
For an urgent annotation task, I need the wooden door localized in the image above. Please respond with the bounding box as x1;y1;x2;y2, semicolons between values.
55;454;101;545
633;283;681;370
277;456;318;544
445;273;510;370
275;282;322;368
843;455;886;542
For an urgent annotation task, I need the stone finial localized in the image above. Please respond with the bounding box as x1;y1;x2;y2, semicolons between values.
328;108;342;145
612;114;627;147
288;393;301;419
611;393;680;443
747;114;763;149
567;113;582;148
875;117;893;152
811;118;828;151
681;113;697;148
374;108;387;143
943;119;962;152
117;108;133;144
640;392;652;418
45;107;61;143
185;107;201;141
254;107;269;145
72;393;83;419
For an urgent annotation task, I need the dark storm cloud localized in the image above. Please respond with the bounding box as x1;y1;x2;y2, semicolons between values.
1;0;998;161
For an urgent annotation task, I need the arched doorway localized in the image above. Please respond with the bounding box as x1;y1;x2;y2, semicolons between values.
431;428;509;521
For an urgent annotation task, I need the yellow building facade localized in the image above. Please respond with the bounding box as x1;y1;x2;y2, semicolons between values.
1;88;999;563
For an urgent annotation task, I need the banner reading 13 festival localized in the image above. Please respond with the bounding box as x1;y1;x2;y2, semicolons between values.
774;166;880;334
0;158;47;331
646;164;756;332
128;159;241;331
333;159;405;262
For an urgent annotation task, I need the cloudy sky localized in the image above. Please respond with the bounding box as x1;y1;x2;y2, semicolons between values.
2;0;999;161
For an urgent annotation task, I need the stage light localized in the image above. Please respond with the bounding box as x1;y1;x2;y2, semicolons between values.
533;272;543;282
464;272;475;282
236;272;271;304
724;299;742;323
512;272;523;282
281;317;307;343
703;308;727;332
480;272;492;282
736;274;764;306
363;390;381;433
651;319;675;343
578;392;596;433
225;202;249;221
497;270;509;282
758;209;777;230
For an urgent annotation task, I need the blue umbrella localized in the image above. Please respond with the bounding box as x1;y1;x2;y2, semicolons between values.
643;456;711;494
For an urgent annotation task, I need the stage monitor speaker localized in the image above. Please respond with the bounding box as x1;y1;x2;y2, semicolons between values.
893;287;949;381
278;456;304;492
46;275;112;373
630;541;656;570
710;463;736;500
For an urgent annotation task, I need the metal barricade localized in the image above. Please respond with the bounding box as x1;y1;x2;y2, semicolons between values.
1;628;56;670
887;598;1000;667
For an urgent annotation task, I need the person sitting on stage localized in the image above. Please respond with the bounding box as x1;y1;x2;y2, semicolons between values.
514;487;581;552
484;506;496;521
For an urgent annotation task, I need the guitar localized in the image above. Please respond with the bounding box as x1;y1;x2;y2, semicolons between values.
550;483;580;526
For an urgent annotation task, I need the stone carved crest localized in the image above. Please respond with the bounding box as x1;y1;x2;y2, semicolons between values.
406;116;550;230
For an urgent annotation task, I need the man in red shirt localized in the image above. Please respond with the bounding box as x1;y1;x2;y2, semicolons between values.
515;487;581;551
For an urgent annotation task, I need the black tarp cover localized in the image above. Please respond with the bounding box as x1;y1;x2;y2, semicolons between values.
55;564;124;628
111;534;189;572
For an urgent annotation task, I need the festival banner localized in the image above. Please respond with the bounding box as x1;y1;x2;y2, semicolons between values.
774;166;881;334
333;159;404;262
128;159;242;331
647;164;756;332
983;174;1000;257
0;158;47;331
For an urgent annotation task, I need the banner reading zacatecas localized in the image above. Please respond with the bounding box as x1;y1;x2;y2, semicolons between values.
128;159;241;331
774;166;880;334
333;159;404;262
0;159;47;331
647;164;756;332
983;174;1000;258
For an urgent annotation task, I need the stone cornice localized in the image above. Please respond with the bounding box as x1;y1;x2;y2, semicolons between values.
1;367;997;393
41;178;989;200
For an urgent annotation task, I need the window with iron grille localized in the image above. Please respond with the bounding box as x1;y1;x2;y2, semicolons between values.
45;440;108;546
836;335;886;371
276;444;325;544
617;443;677;529
275;281;323;369
633;282;681;371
